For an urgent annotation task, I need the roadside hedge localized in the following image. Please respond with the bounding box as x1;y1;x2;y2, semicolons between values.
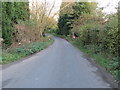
2;2;29;47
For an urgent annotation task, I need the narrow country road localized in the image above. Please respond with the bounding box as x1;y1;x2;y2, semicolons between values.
2;37;117;88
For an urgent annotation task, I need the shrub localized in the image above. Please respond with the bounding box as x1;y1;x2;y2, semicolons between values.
2;39;53;64
2;2;30;47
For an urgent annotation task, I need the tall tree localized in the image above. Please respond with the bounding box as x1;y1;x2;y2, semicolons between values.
2;2;30;47
58;2;74;35
58;2;90;35
29;0;57;37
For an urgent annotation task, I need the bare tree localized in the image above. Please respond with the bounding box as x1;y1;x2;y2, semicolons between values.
29;0;74;37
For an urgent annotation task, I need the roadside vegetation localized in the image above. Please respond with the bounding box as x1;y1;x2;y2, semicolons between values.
1;0;119;83
1;1;57;64
56;2;119;82
2;39;53;64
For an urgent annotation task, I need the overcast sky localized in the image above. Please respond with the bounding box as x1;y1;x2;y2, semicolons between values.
97;0;119;14
29;0;119;19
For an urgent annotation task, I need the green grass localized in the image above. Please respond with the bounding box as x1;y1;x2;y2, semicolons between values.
2;38;54;64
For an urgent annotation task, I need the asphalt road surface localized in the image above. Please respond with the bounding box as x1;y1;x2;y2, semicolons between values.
2;37;117;88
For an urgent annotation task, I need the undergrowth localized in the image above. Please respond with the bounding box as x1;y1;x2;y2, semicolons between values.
2;38;54;64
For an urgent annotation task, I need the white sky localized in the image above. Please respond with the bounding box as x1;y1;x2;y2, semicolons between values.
97;0;119;14
29;0;119;20
29;0;62;20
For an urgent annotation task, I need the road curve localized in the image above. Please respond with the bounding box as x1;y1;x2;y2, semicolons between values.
2;37;117;88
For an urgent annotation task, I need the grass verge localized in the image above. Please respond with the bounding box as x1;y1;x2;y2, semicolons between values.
2;38;54;64
57;35;119;83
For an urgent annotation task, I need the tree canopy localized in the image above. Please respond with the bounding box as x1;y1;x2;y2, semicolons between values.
58;2;90;35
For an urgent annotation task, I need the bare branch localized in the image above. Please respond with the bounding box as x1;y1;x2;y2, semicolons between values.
47;0;56;17
51;2;73;18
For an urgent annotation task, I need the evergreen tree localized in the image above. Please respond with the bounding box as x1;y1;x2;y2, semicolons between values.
2;2;30;47
58;2;90;35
